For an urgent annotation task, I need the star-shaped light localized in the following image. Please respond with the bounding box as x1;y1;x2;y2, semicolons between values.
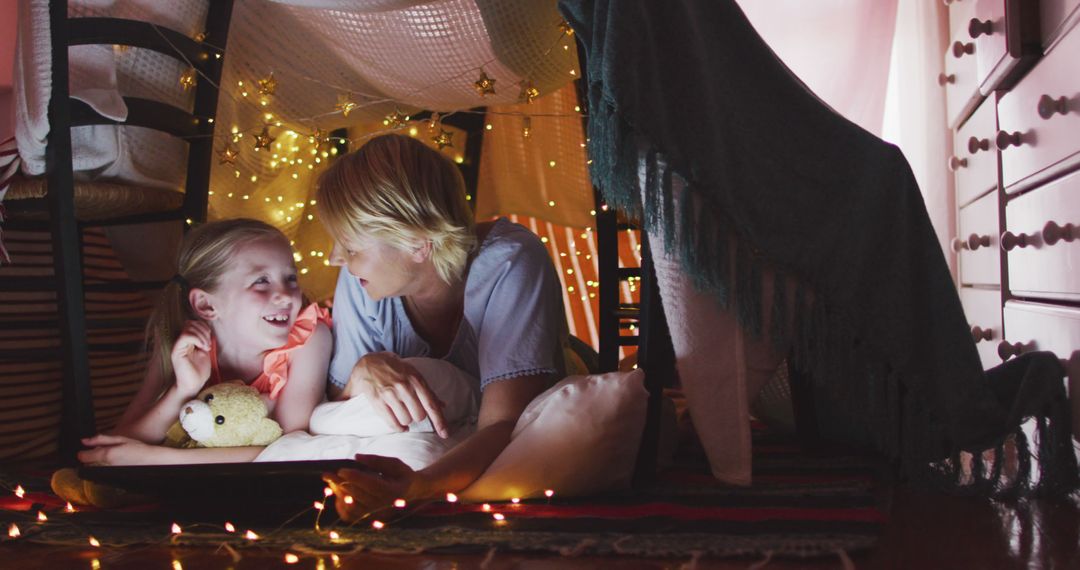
336;94;358;117
309;128;331;149
257;73;277;96
382;109;407;129
179;68;197;91
518;80;539;104
218;142;240;165
474;70;496;97
432;129;454;149
253;126;275;151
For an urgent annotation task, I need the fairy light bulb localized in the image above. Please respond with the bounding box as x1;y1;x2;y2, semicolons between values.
492;513;505;521
285;553;299;564
371;520;385;530
65;502;75;513
14;485;24;498
482;503;492;512
343;496;354;505
89;536;101;547
445;493;458;503
37;511;47;522
171;523;182;534
172;560;183;570
8;524;19;537
511;497;521;504
313;501;325;511
394;499;406;508
545;489;555;498
91;560;101;570
224;522;236;532
245;530;259;540
329;530;340;540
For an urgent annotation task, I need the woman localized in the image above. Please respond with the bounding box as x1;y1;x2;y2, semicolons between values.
316;134;568;519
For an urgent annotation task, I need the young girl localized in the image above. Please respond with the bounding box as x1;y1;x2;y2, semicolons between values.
77;218;332;465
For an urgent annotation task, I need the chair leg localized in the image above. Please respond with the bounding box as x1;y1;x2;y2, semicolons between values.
633;232;675;486
47;0;95;460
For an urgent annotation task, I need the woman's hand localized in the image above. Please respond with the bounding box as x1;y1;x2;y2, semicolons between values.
323;454;426;521
345;352;449;438
77;434;154;466
171;320;212;398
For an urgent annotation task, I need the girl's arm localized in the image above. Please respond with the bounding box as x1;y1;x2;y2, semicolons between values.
271;322;333;433
113;321;213;443
78;434;264;465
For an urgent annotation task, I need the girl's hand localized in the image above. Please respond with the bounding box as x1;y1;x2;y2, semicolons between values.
77;434;153;466
171;320;212;398
322;454;424;521
346;352;448;438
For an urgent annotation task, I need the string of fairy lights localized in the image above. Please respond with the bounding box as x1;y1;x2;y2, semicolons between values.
3;480;559;566
150;16;611;293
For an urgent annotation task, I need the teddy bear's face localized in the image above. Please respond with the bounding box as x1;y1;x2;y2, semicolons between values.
179;383;282;447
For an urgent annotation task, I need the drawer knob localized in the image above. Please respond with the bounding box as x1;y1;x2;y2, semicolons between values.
948;155;968;171
995;130;1024;150
952;41;976;58
1037;95;1069;120
968;18;994;38
951;237;969;251
997;340;1027;360
938;73;957;86
967;136;990;154
1000;231;1035;251
971;326;994;343
967;233;991;250
1042;221;1077;245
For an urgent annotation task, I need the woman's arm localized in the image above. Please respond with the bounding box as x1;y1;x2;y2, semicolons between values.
324;373;548;519
410;373;547;497
271;323;332;433
78;434;264;465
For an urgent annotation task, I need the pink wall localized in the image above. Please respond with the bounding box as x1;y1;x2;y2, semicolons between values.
0;0;17;140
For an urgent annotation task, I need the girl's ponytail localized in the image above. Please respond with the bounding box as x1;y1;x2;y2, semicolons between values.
144;276;192;383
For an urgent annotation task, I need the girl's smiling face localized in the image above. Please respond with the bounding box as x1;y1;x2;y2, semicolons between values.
201;238;303;352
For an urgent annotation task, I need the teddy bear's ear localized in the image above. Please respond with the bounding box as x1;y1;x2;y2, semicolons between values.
250;418;283;446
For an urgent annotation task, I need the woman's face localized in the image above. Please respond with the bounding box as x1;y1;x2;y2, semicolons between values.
329;232;420;301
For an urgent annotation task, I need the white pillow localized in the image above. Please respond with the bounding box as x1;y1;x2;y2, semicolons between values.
459;369;648;501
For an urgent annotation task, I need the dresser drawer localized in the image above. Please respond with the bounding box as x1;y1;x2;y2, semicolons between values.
956;190;1002;286
952;97;998;206
1001;301;1080;363
1003;168;1080;302
971;0;1041;95
959;287;1004;369
997;22;1080;194
1041;0;1080;50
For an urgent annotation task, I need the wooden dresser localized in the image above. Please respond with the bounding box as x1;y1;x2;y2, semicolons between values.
943;0;1080;438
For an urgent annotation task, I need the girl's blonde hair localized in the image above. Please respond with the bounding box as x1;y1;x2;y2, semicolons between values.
146;218;290;380
316;134;477;284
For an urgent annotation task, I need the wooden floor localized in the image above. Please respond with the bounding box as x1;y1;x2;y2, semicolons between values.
3;487;1077;569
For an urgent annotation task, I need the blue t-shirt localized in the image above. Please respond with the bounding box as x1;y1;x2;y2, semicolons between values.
329;218;567;392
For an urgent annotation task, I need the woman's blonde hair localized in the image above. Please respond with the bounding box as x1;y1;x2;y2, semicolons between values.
316;134;477;284
146;218;290;381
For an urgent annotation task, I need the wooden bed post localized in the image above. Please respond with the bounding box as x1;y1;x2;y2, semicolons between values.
46;0;96;461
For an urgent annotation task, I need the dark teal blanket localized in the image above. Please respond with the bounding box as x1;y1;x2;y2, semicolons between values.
560;0;1077;495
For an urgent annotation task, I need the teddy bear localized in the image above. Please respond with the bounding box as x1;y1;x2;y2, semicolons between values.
51;383;283;507
165;382;283;448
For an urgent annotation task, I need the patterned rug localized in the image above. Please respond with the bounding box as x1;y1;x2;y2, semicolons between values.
0;426;888;560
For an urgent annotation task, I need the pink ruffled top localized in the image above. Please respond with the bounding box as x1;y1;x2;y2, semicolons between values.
207;303;332;400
